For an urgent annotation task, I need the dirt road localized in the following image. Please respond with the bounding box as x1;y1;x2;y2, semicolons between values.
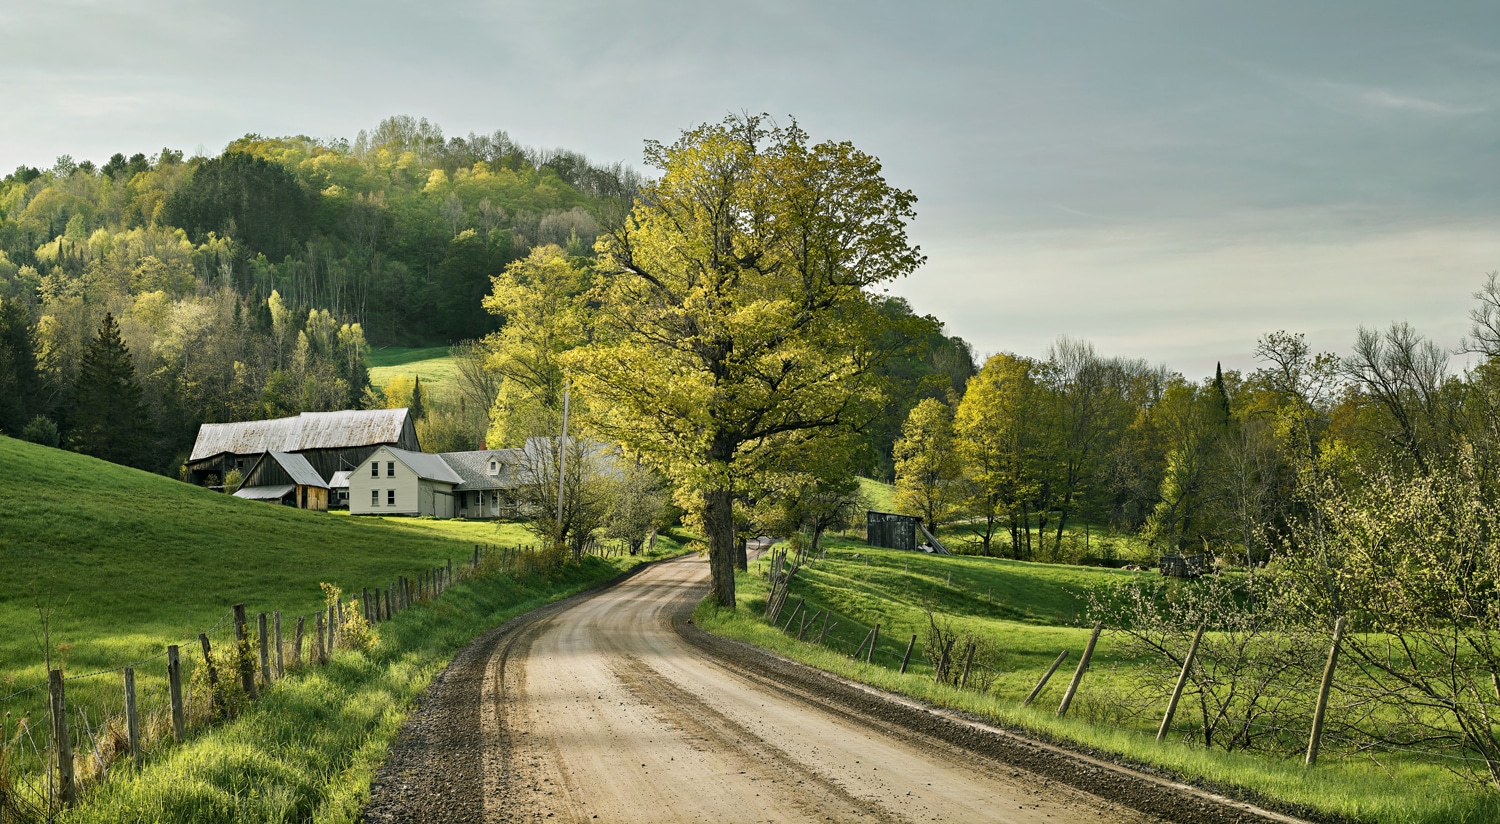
365;555;1301;823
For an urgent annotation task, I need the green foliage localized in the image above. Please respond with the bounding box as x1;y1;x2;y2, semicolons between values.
162;152;312;261
66;312;150;468
571;113;924;608
893;397;961;534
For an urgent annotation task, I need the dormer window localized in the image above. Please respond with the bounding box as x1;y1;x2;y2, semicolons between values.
489;460;498;475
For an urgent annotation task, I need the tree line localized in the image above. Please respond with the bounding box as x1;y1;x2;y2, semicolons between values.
893;278;1500;568
0;116;649;471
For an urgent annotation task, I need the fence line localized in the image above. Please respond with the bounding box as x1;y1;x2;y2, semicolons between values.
0;542;545;815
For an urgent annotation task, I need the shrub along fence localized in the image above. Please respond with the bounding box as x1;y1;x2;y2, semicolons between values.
757;549;1498;785
0;543;541;821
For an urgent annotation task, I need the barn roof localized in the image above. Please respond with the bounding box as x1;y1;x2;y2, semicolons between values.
329;471;352;490
267;452;328;488
440;449;525;491
385;447;464;485
234;485;294;501
190;409;411;462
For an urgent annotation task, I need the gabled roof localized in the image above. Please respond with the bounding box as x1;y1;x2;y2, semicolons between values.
440;449;525;490
190;409;412;462
267;452;328;488
329;470;352;490
382;447;464;485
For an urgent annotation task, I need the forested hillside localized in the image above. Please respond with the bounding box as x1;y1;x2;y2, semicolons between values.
0;116;972;479
0;117;640;472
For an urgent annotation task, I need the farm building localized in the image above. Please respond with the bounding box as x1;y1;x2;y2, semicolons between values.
233;451;329;510
441;448;526;519
185;408;419;489
348;446;463;518
328;470;352;509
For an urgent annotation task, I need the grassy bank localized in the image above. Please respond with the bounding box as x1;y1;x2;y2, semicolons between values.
697;539;1499;824
59;546;678;823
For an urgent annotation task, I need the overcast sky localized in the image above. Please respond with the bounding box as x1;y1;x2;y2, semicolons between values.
3;0;1496;378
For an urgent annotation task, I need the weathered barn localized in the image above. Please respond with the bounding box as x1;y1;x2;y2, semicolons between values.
348;446;462;518
185;409;419;488
441;448;525;519
867;510;921;552
234;451;329;510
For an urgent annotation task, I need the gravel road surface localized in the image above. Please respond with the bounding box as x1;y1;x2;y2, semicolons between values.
364;554;1306;824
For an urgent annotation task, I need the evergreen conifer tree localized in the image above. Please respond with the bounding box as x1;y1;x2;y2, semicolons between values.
410;375;426;421
0;297;40;436
67;312;151;467
1211;361;1231;427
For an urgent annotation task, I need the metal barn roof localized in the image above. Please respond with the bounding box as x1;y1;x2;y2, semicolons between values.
190;409;411;461
267;452;328;488
384;447;464;485
234;485;295;501
329;470;352;489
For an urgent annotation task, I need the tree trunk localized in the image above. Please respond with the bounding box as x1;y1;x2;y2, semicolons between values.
735;534;748;571
704;486;737;608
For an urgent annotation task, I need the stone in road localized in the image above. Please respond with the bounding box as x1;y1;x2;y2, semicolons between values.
477;555;1156;823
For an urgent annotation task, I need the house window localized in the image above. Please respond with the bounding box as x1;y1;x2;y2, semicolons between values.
371;489;379;506
387;489;396;506
386;461;395;478
489;460;498;475
370;462;379;478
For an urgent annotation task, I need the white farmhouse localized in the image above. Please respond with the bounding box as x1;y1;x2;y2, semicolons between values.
348;446;463;518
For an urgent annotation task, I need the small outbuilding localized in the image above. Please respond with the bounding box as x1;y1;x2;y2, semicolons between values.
867;510;922;552
348;446;462;518
328;470;352;509
234;451;329;510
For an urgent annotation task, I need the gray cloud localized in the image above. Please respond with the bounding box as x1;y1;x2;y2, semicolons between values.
2;0;1496;375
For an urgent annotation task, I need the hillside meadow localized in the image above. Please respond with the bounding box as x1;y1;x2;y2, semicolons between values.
699;539;1500;824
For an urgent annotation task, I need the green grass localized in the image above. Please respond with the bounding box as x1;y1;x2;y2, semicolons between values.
0;436;539;765
365;346;459;398
700;538;1500;824
858;476;896;512
61;549;678;823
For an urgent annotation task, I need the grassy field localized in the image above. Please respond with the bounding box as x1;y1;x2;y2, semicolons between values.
0;434;687;820
0;436;545;768
365;346;460;398
698;538;1499;824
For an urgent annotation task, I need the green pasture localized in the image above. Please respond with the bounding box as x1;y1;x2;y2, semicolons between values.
700;538;1500;824
365;346;460;398
0;436;538;757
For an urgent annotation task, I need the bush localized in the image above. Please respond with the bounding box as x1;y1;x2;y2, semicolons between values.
19;415;58;447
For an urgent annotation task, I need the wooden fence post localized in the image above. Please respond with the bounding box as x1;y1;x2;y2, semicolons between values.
257;612;270;686
124;666;141;768
1306;616;1347;767
867;624;880;664
314;612;326;665
362;588;371;623
448;558;454;588
1057;622;1103;717
199;633;223;713
781;599;805;632
854;626;875;660
273;611;284;679
48;668;77;808
1157;624;1206;742
900;635;917;674
959;642;976;689
328;604;338;654
233;604;257;700
292;616;305;666
1024;650;1070;707
166;645;185;742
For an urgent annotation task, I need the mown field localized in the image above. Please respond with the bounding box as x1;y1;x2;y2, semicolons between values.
698;538;1499;824
365;346;460;398
0;434;687;821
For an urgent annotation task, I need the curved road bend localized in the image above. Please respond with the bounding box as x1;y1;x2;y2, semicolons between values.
365;554;1300;824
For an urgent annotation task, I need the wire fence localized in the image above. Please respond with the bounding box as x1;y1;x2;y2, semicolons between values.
0;543;545;820
753;545;1500;776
